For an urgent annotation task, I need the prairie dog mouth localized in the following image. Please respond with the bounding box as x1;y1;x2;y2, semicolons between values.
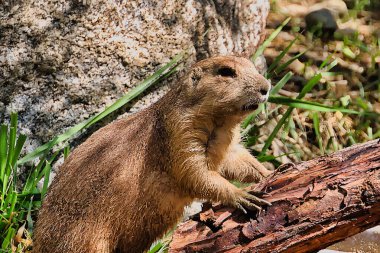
241;102;259;111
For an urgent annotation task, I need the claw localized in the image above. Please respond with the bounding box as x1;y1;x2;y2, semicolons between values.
256;208;262;218
244;193;271;206
245;201;262;212
247;189;272;198
247;189;267;197
236;203;248;214
247;195;272;206
233;189;271;214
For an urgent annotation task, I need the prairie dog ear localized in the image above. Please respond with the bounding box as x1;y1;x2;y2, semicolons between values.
189;66;203;87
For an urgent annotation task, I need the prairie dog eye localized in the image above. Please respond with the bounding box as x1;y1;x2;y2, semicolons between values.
216;67;237;78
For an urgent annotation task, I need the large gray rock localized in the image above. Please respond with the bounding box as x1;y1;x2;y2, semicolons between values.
0;0;269;152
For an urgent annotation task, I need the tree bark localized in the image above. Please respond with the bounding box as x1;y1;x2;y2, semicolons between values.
169;139;380;253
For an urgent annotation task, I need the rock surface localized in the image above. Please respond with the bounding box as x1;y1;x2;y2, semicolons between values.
0;0;269;151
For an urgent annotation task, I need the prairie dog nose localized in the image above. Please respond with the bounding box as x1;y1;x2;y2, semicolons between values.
256;75;271;99
259;86;269;96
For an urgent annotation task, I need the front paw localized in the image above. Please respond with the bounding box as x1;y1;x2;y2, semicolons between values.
240;165;273;183
230;189;271;214
255;162;274;178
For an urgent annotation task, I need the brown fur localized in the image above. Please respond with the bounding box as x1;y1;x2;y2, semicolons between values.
33;56;272;253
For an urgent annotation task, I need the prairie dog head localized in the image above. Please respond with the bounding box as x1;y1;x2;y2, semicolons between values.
179;56;271;117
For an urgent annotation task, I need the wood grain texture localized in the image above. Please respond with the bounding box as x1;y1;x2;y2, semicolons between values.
169;139;380;253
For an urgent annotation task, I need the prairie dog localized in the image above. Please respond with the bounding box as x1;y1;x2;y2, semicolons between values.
33;56;272;253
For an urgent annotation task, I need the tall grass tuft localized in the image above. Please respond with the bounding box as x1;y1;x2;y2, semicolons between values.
243;17;380;164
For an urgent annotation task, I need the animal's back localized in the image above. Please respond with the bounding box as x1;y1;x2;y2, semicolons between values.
33;107;186;253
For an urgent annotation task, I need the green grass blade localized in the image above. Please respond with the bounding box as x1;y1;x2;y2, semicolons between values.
273;50;306;76
2;174;9;201
270;72;293;96
26;196;34;233
6;133;26;190
148;241;163;253
367;127;373;139
11;134;26;169
63;146;70;160
7;113;17;169
241;104;265;129
259;151;298;163
323;59;338;71
37;151;59;182
297;73;322;99
260;107;293;156
41;161;51;200
267;37;298;76
251;17;291;62
18;52;185;165
319;54;333;69
8;192;17;218
1;226;15;249
23;158;45;194
260;73;322;156
0;124;8;180
343;46;356;59
2;190;13;213
268;96;363;114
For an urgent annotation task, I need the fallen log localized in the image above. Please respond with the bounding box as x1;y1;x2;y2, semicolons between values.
169;139;380;253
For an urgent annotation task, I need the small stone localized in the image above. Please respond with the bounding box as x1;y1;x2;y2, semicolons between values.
305;8;338;36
